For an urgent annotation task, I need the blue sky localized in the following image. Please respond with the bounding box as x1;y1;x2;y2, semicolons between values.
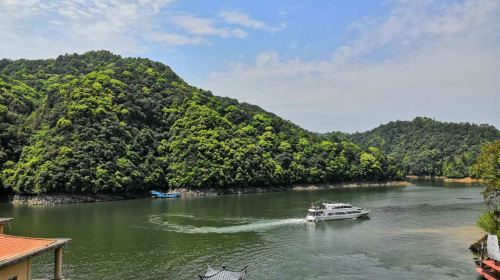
151;0;389;84
1;0;499;132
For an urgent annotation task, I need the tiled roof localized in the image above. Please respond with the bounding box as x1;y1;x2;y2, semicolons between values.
0;235;70;268
200;265;247;280
0;218;13;225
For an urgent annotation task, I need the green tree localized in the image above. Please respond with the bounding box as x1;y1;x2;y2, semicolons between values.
0;51;404;194
472;141;500;235
343;117;499;178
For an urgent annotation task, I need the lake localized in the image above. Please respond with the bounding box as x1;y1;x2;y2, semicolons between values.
0;179;486;279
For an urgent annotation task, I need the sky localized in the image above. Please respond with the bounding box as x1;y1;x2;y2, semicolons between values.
0;0;499;132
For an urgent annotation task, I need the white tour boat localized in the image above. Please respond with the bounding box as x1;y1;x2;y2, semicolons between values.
306;200;370;222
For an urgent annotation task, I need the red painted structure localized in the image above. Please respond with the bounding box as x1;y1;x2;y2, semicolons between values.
477;259;500;280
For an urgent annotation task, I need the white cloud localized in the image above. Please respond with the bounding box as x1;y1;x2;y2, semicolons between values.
172;14;247;38
255;51;279;67
0;1;279;58
138;0;176;12
219;10;285;32
204;0;500;132
150;33;209;46
0;0;174;58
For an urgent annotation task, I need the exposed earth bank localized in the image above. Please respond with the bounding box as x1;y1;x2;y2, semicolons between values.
10;180;410;205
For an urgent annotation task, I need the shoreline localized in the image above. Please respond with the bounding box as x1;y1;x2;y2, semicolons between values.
291;181;411;191
10;192;147;206
406;175;484;183
172;180;411;197
443;177;484;183
9;180;410;205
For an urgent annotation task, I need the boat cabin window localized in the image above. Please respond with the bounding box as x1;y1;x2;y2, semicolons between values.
308;211;323;216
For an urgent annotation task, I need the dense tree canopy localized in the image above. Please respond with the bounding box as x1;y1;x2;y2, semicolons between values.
343;117;499;178
0;51;402;194
473;141;500;235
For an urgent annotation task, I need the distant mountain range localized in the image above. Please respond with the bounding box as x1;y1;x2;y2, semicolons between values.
335;117;499;178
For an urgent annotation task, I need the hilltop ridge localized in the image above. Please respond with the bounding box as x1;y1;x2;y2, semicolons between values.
0;51;402;194
341;117;499;177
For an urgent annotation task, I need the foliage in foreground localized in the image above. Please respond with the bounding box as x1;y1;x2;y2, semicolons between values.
473;140;500;234
0;51;403;194
344;118;499;178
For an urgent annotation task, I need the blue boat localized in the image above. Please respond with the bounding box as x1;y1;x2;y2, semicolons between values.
150;190;181;198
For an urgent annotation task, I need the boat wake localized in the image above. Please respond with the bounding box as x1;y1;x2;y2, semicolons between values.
148;215;305;234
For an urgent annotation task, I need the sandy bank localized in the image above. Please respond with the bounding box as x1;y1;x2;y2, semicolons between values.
406;175;484;184
167;181;410;196
443;177;484;183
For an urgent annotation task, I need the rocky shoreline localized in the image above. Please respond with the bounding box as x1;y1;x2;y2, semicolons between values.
169;185;290;197
172;181;410;196
469;234;487;253
443;177;484;183
10;192;147;205
291;180;411;191
406;175;484;183
10;180;410;205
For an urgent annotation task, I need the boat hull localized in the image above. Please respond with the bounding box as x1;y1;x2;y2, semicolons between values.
150;191;180;198
306;210;370;222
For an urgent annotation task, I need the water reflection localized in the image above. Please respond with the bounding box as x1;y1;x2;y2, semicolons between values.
0;180;486;279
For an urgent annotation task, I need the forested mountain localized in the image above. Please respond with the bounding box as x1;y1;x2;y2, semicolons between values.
344;117;499;177
0;51;402;194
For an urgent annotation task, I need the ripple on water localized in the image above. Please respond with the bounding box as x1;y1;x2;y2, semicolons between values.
148;214;306;234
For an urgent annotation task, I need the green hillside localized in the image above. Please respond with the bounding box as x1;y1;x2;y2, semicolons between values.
346;117;499;177
0;51;402;194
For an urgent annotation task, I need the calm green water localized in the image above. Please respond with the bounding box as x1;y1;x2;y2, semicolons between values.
0;180;486;279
